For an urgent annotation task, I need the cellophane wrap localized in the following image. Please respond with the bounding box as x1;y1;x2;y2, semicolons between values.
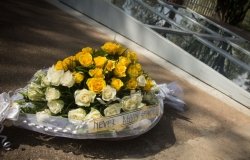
12;94;163;139
2;83;183;139
14;102;163;139
1;42;186;140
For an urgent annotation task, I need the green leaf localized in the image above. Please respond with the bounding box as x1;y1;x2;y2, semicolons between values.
93;50;108;57
20;101;47;114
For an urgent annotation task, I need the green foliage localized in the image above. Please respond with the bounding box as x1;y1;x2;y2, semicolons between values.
215;0;250;25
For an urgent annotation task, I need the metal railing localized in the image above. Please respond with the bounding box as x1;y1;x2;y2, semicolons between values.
158;0;250;56
135;0;250;72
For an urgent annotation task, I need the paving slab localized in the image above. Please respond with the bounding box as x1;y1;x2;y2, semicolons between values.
0;0;250;160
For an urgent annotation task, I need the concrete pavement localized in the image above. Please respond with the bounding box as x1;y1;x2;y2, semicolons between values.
0;0;250;159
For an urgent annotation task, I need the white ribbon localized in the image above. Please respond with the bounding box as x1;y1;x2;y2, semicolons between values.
0;92;20;123
157;83;186;112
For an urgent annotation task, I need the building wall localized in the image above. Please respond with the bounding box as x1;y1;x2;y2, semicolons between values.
184;0;217;17
184;0;250;29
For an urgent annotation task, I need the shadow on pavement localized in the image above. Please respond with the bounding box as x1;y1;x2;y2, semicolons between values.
1;106;190;159
0;0;109;92
0;0;191;159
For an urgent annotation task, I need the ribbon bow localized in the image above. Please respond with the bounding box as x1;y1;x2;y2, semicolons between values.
0;92;20;123
157;82;186;112
0;92;20;150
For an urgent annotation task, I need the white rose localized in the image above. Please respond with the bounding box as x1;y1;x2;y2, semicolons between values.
36;109;51;123
104;103;121;117
102;85;116;101
27;82;44;101
84;108;102;120
122;93;142;111
131;93;143;103
137;75;146;87
47;100;64;114
68;108;86;123
41;76;50;87
143;92;158;105
60;71;75;88
33;70;46;80
74;89;96;107
47;66;64;86
34;70;46;78
45;87;60;101
150;80;157;91
137;103;147;109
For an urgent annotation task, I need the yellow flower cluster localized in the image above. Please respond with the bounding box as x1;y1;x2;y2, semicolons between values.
73;72;84;84
101;42;124;55
53;42;154;93
55;56;76;71
22;41;159;126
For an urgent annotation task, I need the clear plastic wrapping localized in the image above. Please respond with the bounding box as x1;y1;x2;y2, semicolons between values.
0;83;185;139
1;42;185;140
14;100;163;139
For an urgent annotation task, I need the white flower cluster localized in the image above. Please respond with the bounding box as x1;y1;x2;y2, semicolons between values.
68;85;119;122
28;67;155;124
29;69;117;122
47;66;75;87
29;66;75;116
27;67;74;122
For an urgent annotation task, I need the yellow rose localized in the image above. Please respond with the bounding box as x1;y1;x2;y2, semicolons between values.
105;60;116;72
126;78;138;90
70;56;76;61
79;52;93;67
144;78;155;91
87;78;106;93
111;78;124;91
127;63;142;78
135;63;142;70
89;68;104;78
114;63;127;77
73;72;84;84
101;42;121;55
75;52;82;61
55;60;64;70
118;56;131;67
94;56;107;68
82;47;93;54
126;50;138;62
62;56;75;71
118;46;127;55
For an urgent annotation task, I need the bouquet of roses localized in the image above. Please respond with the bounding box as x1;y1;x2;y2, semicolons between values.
0;42;185;140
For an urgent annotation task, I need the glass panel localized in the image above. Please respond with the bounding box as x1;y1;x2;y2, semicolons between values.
176;8;235;37
207;40;250;65
112;0;250;92
234;41;250;53
164;33;250;92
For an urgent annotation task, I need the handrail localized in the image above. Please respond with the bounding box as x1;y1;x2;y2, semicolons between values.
147;25;244;43
157;0;250;57
136;0;250;72
186;9;242;39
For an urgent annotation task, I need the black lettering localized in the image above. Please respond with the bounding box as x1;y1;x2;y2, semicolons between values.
94;121;99;129
123;113;139;125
